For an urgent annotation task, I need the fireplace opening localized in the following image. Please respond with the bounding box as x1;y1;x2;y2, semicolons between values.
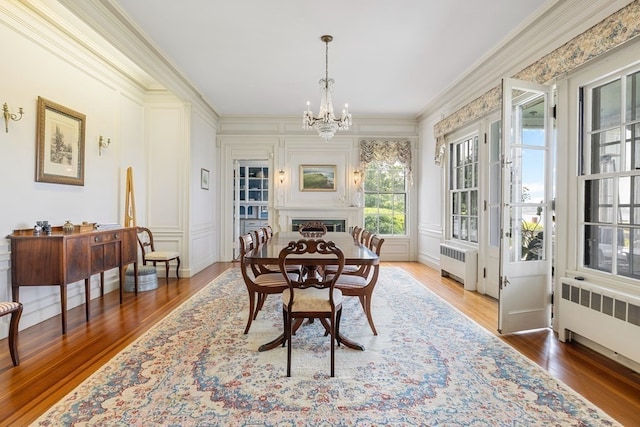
291;219;346;232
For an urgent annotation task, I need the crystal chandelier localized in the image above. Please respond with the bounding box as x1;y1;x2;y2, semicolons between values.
303;35;352;141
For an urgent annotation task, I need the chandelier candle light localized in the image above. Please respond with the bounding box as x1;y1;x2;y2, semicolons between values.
303;35;352;141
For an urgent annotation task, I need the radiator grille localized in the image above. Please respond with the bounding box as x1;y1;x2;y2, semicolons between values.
439;243;477;291
561;282;640;327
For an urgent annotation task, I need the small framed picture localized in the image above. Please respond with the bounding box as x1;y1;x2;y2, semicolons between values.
300;165;336;191
35;97;86;186
201;168;210;190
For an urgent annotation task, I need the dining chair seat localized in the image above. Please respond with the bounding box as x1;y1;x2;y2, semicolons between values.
282;288;343;312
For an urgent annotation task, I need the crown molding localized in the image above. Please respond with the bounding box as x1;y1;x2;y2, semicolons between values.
418;0;634;121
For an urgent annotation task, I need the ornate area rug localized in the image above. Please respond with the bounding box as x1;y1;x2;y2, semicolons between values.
33;267;619;426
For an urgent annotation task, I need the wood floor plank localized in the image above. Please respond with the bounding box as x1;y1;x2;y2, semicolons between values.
0;262;638;426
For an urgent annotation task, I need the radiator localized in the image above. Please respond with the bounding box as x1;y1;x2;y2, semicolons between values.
439;243;477;291
559;277;640;365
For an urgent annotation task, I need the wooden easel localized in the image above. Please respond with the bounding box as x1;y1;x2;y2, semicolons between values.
124;167;137;227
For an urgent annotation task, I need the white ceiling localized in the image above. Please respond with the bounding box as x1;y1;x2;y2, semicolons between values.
110;0;550;117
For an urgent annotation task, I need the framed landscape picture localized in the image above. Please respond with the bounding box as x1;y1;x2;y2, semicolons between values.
300;165;336;191
35;97;86;186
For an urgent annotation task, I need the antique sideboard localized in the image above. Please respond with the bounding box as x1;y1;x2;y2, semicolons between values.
8;225;138;334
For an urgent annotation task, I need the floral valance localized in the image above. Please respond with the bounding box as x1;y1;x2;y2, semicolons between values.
433;1;640;165
360;139;412;174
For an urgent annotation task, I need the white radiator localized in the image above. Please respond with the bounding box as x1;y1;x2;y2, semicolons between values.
439;243;477;291
559;277;640;366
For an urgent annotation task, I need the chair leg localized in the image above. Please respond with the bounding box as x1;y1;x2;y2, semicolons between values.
164;262;170;285
363;296;378;336
243;291;256;334
175;257;181;280
286;309;292;377
8;304;22;366
254;294;267;319
330;313;335;377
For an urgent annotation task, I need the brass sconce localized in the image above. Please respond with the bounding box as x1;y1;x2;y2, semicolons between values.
3;103;24;133
98;135;111;155
353;170;360;185
279;170;285;184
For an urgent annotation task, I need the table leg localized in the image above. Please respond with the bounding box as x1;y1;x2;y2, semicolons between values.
84;278;91;322
100;272;105;297
258;318;304;352
60;285;67;335
319;318;365;351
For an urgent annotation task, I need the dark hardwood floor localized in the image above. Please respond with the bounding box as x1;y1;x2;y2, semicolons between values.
1;262;638;426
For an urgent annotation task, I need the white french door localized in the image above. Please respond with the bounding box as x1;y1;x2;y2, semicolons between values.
499;78;553;334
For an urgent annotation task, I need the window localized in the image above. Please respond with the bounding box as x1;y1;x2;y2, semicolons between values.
363;161;406;235
581;68;640;280
449;135;479;243
359;140;411;236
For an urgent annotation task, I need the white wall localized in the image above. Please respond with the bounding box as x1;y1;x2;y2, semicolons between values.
217;116;418;262
0;2;218;339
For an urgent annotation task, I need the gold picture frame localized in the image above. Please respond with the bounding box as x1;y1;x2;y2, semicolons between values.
300;165;336;191
36;97;86;186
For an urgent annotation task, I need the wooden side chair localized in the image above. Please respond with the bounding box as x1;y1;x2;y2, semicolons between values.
0;301;23;366
136;227;180;284
278;239;345;377
330;235;385;335
238;233;291;334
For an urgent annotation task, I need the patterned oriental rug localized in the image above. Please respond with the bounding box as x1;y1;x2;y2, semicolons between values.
33;267;619;426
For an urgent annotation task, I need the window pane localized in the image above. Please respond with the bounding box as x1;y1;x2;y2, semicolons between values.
620;227;640;279
627;123;640;171
470;216;478;243
584;224;613;273
584;178;614;223
461;191;468;215
364;170;378;192
464;165;473;188
619;176;631;224
452;215;460;239
470;190;478;215
626;71;640;122
392;169;406;192
456;166;463;190
452;192;460;215
589;129;621;174
592;79;621;130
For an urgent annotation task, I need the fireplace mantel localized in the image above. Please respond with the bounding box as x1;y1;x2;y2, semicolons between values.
274;206;362;233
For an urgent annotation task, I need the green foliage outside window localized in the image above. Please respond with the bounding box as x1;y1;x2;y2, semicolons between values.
362;163;406;235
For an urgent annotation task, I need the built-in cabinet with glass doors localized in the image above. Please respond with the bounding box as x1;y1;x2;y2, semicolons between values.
234;161;269;236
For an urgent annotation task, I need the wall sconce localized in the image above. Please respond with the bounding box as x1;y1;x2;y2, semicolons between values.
353;170;361;185
98;135;111;156
3;103;24;133
279;170;285;184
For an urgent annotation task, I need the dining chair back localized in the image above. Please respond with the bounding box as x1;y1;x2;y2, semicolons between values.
360;229;374;248
351;225;363;242
136;227;180;284
332;235;384;335
238;233;289;334
279;239;345;377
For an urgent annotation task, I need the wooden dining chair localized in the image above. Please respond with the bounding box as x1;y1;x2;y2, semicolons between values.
136;227;180;284
351;225;363;242
279;239;345;377
324;226;369;277
0;301;23;366
330;235;384;335
238;233;290;334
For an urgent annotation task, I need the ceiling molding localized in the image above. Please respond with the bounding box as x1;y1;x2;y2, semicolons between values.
55;0;219;119
418;0;634;121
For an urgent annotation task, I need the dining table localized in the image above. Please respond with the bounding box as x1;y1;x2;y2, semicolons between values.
245;231;379;352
